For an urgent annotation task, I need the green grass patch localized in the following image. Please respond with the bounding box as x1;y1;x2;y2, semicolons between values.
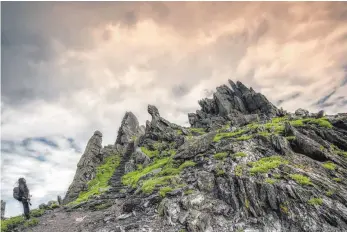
175;130;183;135
271;116;288;124
258;131;271;137
30;208;45;217
322;162;336;170
326;190;334;197
122;157;170;187
285;136;296;141
290;119;305;127
236;135;253;141
265;178;277;184
264;123;285;134
216;168;225;176
71;154;121;204
233;152;247;158
179;160;196;169
141;147;159;158
159;186;174;197
247;123;260;130
280;203;289;214
189;128;206;135
290;174;313;186
1;215;25;232
249;156;288;175
213;129;247;142
308;198;323;206
273;174;281;179
23;218;39;228
245;198;250;209
141;175;176;194
235;165;243;177
214;152;228;160
291;117;332;128
184;189;195;195
95;203;112;210
336;150;347;158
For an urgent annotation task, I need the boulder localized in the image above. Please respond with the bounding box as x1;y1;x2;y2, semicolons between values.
115;112;145;146
295;108;309;117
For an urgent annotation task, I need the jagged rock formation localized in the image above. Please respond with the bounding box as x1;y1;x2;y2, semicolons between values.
1;200;5;219
63;131;103;204
115;112;145;146
188;80;279;129
6;80;347;232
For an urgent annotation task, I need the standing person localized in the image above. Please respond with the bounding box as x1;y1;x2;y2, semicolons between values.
13;177;31;219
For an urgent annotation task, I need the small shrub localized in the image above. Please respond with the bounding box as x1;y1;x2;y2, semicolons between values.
322;162;336;170
280;204;289;214
308;198;323;206
249;156;288;174
1;216;25;232
23;218;39;228
290;174;313;186
30;208;45;217
159;186;174;197
235;165;243;177
214;152;228;160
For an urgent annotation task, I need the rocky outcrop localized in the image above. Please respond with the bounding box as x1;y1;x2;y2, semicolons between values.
188;80;279;128
7;79;347;232
63;131;103;204
1;200;5;219
145;105;183;142
115;112;145;146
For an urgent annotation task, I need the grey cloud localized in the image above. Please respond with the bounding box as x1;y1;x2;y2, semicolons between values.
316;90;337;106
277;93;301;106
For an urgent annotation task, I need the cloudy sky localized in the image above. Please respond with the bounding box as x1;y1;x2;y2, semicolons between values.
1;2;347;217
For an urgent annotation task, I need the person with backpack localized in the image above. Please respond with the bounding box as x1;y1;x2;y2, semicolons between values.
13;177;31;219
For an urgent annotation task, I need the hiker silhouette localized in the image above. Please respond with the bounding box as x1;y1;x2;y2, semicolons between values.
13;177;31;219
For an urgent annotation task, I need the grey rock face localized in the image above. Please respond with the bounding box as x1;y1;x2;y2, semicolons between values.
115;112;145;146
145;105;183;142
1;200;5;219
174;132;216;159
316;110;325;118
188;80;279;128
295;108;309;117
63;131;103;204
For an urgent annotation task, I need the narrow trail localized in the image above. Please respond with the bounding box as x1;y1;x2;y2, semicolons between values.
102;141;135;199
